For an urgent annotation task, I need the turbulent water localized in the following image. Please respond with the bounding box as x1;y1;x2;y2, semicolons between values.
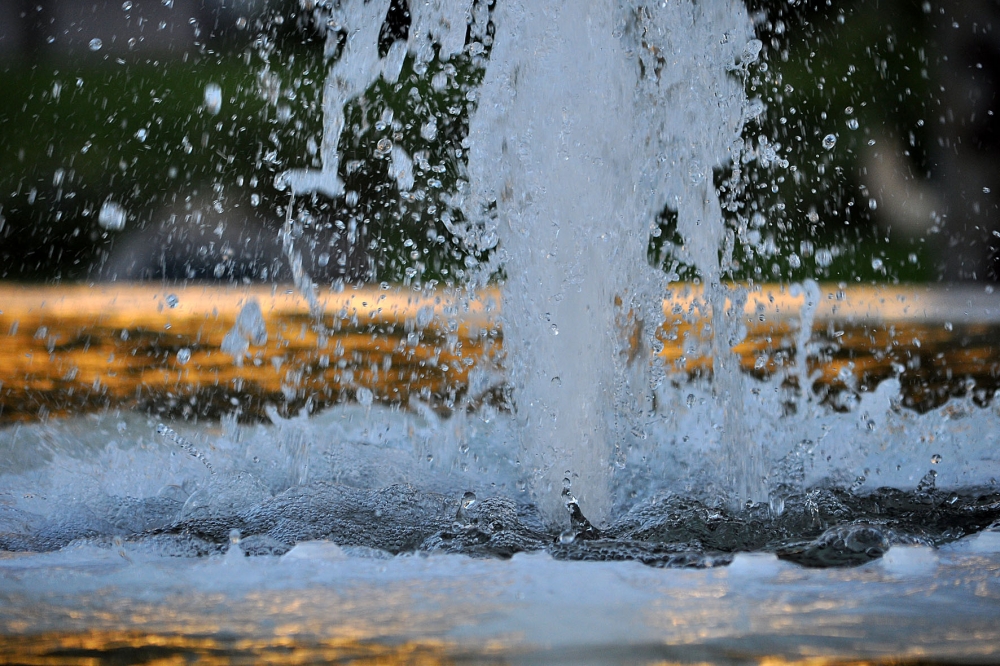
3;0;1000;574
2;388;1000;568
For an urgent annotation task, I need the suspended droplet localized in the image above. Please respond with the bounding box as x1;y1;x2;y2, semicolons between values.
741;38;762;64
176;348;191;365
822;134;837;150
89;38;103;51
931;453;942;464
420;118;438;142
204;83;222;115
98;201;127;231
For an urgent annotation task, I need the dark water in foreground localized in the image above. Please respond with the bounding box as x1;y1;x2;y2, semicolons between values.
5;478;998;570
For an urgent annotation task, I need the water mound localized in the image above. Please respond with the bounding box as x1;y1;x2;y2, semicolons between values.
5;462;998;569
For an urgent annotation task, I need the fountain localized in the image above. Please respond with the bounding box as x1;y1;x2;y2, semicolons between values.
2;0;1000;662
272;0;758;523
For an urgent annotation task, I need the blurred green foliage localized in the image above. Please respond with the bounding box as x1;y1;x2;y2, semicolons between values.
729;0;940;284
0;0;945;285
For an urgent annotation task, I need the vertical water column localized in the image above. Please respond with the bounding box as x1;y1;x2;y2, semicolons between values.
466;0;754;524
463;2;640;525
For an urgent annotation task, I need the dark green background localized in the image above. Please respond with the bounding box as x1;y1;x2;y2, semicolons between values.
0;1;974;285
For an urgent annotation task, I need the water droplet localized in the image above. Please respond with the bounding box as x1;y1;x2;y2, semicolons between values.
741;38;762;64
984;187;991;194
846;118;859;130
746;97;765;119
917;469;938;492
375;138;392;157
550;323;559;336
356;386;374;407
815;248;833;267
871;257;883;271
318;252;330;267
98;201;127;231
229;529;241;545
558;529;576;544
822;134;837;150
204;83;222;115
176;348;191;365
89;38;103;52
931;453;942;464
122;0;132;9
135;128;147;142
165;293;179;308
420;119;438;142
250;193;260;207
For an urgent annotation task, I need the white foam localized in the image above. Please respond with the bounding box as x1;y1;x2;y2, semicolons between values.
880;545;939;577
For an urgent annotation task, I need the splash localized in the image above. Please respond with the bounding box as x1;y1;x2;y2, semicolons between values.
273;0;759;523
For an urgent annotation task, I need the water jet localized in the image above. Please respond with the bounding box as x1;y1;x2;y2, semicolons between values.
2;0;1000;662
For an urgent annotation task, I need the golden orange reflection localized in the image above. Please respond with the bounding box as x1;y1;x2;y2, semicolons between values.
0;630;976;666
0;283;997;423
0;630;463;665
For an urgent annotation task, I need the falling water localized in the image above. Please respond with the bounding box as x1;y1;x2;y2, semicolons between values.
268;0;759;521
5;0;1000;574
463;1;755;521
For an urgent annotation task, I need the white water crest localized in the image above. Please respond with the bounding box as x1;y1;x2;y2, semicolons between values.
462;1;754;522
